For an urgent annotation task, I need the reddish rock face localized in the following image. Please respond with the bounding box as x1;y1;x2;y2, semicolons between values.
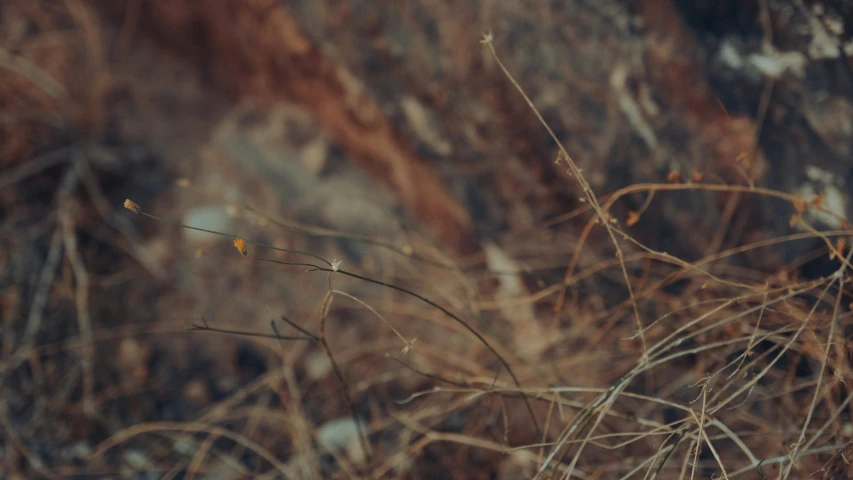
103;0;853;269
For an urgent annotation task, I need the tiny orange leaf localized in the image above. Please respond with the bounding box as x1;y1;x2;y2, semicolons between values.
810;191;825;209
789;212;803;228
691;171;704;183
626;211;641;227
831;237;846;260
667;171;681;184
233;237;248;256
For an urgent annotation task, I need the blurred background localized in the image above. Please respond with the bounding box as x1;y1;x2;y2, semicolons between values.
2;0;852;478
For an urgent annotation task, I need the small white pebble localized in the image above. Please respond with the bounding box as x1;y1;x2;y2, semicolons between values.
183;205;232;244
306;352;331;380
316;417;367;463
123;449;150;469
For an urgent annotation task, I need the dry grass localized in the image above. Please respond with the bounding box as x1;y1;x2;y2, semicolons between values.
3;2;853;479
113;180;853;477
109;41;853;477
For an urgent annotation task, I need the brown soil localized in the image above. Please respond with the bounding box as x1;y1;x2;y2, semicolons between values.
2;1;852;478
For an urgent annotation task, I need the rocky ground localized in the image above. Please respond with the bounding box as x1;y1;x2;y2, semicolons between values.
2;0;852;478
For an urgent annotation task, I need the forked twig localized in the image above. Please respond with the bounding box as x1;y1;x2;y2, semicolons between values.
124;197;543;442
479;33;648;361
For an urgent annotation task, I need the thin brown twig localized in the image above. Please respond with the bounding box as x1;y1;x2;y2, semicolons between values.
131;207;332;267
480;34;649;358
88;421;297;477
58;205;96;418
319;276;374;466
186;317;313;342
0;146;72;190
0;405;61;479
781;248;852;478
249;255;543;436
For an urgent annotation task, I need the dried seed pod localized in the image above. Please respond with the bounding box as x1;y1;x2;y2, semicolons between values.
124;199;141;214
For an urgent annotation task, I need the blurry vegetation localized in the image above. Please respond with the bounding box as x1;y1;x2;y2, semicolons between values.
2;1;853;479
